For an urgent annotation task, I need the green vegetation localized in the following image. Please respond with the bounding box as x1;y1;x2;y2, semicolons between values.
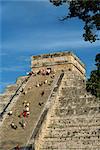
86;53;100;98
50;0;100;43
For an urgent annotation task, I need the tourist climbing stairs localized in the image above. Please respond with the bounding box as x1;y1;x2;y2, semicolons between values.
0;70;62;150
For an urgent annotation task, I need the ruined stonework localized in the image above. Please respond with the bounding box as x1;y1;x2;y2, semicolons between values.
0;51;100;150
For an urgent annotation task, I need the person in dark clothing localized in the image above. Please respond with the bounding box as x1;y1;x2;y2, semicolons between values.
14;144;20;150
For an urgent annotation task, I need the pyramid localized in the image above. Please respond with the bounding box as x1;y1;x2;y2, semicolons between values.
0;51;100;150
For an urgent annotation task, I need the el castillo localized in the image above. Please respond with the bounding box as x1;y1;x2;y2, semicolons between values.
0;51;100;150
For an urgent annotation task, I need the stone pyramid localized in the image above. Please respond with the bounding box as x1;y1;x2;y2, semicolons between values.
0;51;100;150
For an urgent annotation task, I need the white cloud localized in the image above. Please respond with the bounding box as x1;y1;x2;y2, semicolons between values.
0;81;13;85
2;33;100;52
0;66;26;72
37;39;100;50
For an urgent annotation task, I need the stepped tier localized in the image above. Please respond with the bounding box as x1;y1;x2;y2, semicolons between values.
34;71;100;150
0;71;61;150
0;51;99;150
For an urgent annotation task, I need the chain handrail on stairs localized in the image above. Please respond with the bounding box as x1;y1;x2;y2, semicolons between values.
0;76;30;119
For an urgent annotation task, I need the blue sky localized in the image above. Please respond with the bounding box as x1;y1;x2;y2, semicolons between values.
0;0;100;93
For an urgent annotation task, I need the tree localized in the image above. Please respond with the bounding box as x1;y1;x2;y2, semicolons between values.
86;53;100;98
50;0;100;43
95;53;100;70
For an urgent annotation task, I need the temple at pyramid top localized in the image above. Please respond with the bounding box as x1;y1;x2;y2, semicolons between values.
31;51;85;77
1;51;100;150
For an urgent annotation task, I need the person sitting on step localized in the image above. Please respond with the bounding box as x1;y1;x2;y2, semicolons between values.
41;91;44;96
8;110;12;116
11;122;17;129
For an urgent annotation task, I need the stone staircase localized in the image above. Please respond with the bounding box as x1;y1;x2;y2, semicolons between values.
0;51;100;150
29;72;64;145
34;70;100;150
0;71;62;150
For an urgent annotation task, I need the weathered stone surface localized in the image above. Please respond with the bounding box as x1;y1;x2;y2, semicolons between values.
34;71;100;150
0;71;60;150
0;51;99;150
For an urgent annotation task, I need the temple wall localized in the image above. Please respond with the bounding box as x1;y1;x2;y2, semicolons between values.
31;52;85;78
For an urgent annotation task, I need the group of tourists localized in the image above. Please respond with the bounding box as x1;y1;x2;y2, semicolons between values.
20;101;30;119
9;100;30;131
38;68;51;75
26;67;52;77
9;67;56;149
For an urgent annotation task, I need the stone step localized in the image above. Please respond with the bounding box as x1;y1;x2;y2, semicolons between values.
0;72;61;150
62;79;86;87
39;139;100;149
